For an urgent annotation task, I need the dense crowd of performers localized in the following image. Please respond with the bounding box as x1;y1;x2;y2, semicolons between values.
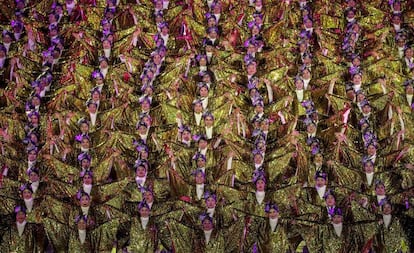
0;0;414;252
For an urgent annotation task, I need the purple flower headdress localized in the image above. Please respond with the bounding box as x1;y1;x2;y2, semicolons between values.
323;189;335;200
141;83;154;93
248;21;261;31
134;140;149;152
264;202;278;213
80;170;93;178
19;183;33;193
252;149;263;157
11;20;23;30
403;79;413;87
14;205;26;214
76;189;90;201
205;12;216;22
178;125;191;133
202;111;214;120
136;120;148;130
197;81;209;90
2;29;12;38
138;95;151;105
364;140;378;150
203;191;217;201
196;54;207;63
98;56;108;63
27;110;40;120
193;134;207;142
375;179;385;188
349;66;360;75
134;160;148;170
311;144;320;155
91;70;104;80
158;21;169;30
77;118;90;126
138;200;150;210
314;170;327;180
48;23;58;32
362;131;377;147
332;207;342;216
0;44;6;53
77;152;91;163
253;98;264;108
75;215;87;224
358;117;370;128
192;152;206;161
85;99;97;107
75;133;89;143
362;158;374;167
26;167;39;176
199;212;212;223
244;54;256;66
247;76;259;90
252;168;266;184
379;198;390;207
192;169;205;178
